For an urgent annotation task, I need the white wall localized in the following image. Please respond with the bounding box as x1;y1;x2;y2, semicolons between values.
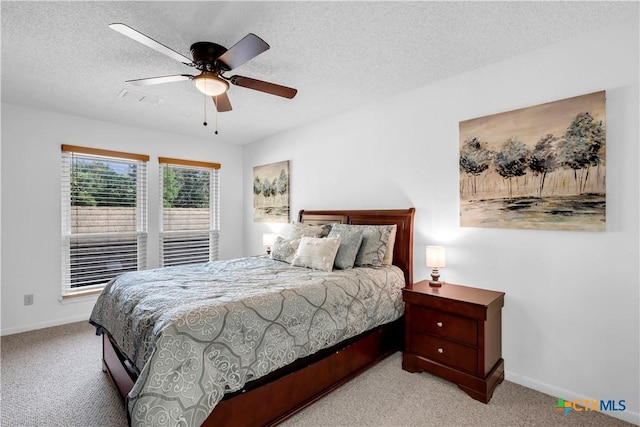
0;104;244;335
243;19;639;424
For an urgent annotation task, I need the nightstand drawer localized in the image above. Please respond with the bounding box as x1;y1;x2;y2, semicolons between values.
410;332;477;374
410;306;477;346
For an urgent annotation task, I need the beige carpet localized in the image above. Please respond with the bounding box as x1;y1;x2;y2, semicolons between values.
0;321;634;427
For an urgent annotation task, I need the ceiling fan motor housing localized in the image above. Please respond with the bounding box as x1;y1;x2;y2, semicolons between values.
190;42;229;71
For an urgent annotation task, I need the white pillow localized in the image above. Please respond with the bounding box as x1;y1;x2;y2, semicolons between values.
292;236;341;272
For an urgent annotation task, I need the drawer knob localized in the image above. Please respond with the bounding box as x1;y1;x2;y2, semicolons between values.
437;348;444;354
436;322;443;327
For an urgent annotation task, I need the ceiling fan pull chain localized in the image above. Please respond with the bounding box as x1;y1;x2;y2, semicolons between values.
203;94;208;127
215;103;219;135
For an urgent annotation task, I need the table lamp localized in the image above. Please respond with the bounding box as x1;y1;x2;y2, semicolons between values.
263;233;276;254
426;246;446;287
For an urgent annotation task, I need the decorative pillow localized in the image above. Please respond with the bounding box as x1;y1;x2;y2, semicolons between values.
327;224;364;269
354;225;395;267
382;224;397;265
270;236;301;264
319;223;333;237
291;236;341;272
288;222;332;240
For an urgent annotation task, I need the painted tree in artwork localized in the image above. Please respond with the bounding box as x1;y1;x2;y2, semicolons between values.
459;137;493;196
275;168;288;205
253;175;262;206
262;178;272;205
529;134;558;197
493;137;530;199
556;112;606;194
269;178;277;202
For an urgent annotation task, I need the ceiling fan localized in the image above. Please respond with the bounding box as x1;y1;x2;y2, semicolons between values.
110;23;297;114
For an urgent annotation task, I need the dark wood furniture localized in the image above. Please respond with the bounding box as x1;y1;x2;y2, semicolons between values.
100;208;414;427
402;280;505;403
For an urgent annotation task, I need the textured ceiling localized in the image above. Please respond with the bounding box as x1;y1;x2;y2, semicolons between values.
2;1;638;145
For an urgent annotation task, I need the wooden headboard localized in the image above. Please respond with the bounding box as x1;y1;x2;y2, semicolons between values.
299;208;415;285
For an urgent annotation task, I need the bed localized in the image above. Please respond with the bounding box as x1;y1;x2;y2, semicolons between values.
91;208;414;427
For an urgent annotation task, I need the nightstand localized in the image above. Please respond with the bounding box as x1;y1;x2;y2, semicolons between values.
402;280;505;403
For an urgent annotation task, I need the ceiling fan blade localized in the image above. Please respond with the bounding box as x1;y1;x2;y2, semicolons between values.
126;74;194;86
230;75;297;99
217;34;269;71
212;92;232;112
109;23;193;65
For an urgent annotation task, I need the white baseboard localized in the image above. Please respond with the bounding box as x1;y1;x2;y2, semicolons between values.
0;314;91;336
505;370;640;426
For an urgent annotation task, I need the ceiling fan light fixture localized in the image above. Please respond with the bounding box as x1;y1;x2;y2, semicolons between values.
193;72;229;96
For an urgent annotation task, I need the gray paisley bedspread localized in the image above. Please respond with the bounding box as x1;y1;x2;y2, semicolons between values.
89;256;405;427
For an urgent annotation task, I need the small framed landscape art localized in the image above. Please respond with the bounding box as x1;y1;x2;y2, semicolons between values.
459;91;606;231
253;160;290;222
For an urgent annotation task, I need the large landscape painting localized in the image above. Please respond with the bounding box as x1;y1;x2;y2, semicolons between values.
459;91;606;231
253;160;290;223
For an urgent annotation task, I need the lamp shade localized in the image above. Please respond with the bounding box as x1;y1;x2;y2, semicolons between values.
263;233;276;247
426;246;446;268
193;72;229;96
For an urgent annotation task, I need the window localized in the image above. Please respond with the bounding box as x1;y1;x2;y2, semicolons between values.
159;158;220;267
61;145;148;297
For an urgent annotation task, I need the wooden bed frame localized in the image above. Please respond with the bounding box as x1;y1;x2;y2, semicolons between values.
101;208;415;426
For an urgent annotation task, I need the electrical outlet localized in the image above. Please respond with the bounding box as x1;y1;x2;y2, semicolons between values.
24;294;34;306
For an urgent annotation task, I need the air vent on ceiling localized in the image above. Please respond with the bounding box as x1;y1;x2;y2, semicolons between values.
118;88;162;106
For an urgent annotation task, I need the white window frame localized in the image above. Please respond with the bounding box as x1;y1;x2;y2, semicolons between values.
158;157;220;267
61;145;149;298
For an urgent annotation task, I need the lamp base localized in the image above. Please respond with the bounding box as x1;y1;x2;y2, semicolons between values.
429;268;442;287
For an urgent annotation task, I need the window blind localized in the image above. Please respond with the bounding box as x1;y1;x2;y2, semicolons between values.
159;159;220;267
61;146;148;297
